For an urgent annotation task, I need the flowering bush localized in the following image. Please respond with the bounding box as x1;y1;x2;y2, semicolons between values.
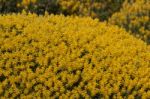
58;0;124;20
0;0;124;20
17;0;59;14
0;13;150;98
109;0;150;43
0;0;59;14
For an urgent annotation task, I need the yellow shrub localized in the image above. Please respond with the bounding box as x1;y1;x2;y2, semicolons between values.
21;0;36;6
58;0;100;17
18;0;124;20
109;0;150;43
0;13;150;98
58;0;125;20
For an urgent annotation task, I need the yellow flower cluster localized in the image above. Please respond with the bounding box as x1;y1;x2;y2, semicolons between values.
17;0;124;20
0;13;150;98
58;0;125;20
58;0;101;18
18;0;36;8
22;0;36;5
109;0;150;44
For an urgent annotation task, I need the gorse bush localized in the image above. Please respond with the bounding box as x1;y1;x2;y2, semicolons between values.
0;0;124;20
19;0;125;20
0;13;150;98
58;0;124;20
0;0;59;14
109;0;150;43
18;0;59;14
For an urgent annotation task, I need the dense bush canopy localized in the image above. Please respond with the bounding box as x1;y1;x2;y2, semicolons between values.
0;0;124;20
109;0;150;43
0;14;150;98
58;0;124;20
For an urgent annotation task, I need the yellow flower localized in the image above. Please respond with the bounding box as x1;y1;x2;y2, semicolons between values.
0;13;150;98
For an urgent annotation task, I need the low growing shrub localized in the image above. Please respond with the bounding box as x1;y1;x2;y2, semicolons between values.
109;0;150;43
0;13;150;98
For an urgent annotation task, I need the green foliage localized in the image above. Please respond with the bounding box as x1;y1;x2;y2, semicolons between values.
0;0;19;13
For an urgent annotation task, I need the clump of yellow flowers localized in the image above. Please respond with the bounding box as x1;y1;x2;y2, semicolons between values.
21;0;36;6
109;0;150;44
17;0;37;9
0;13;150;98
17;0;124;20
58;0;125;20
